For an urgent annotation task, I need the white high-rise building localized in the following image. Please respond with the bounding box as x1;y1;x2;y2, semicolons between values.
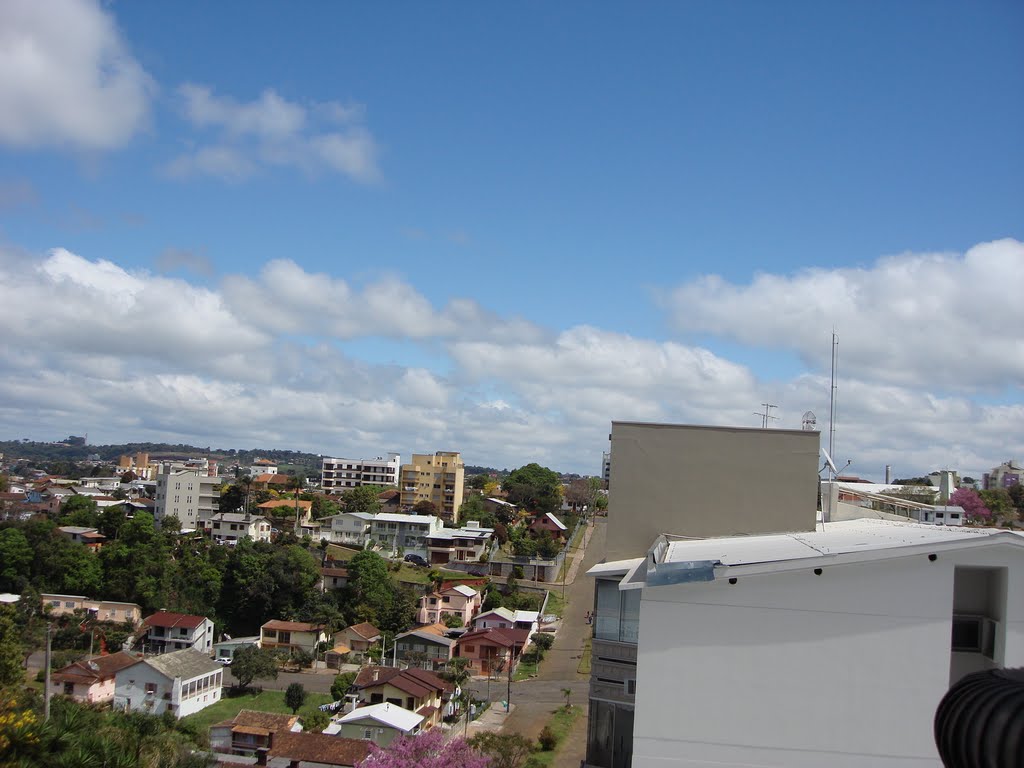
154;469;221;530
321;453;401;491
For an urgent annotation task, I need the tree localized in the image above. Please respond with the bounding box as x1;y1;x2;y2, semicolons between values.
0;529;33;593
331;671;357;701
537;725;557;751
980;488;1013;523
229;646;279;690
340;485;382;516
503;464;562;515
304;709;330;733
346;550;393;626
532;633;554;654
564;478;597;511
285;682;307;714
467;733;534;768
311;495;340;520
60;494;99;527
467;474;489;491
0;606;23;687
562;687;572;708
413;500;438;516
443;613;463;628
359;729;489;767
949;487;991;522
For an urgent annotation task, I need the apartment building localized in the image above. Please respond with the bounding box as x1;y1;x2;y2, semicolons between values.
398;452;465;523
154;469;221;530
42;594;142;625
370;513;443;558
322;453;401;490
586;422;819;768
984;459;1023;490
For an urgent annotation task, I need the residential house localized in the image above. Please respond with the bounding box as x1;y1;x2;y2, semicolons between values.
113;648;223;718
417;584;481;626
249;458;278;475
351;666;455;729
472;607;539;637
529;512;568;540
50;651;140;704
320;562;349;591
226;731;369;768
154;469;221;530
329;702;423;747
213;636;260;663
600;519;1024;768
369;513;442;558
483;496;518;522
210;710;301;755
42;594;142;625
455;627;530;676
321;512;373;546
209;511;272;544
57;526;107;550
378;489;401;514
398;452;465;524
260;620;329;656
336;623;382;659
394;623;457;671
321;454;401;491
251;473;294;491
139;611;214;655
257;498;313;523
425;520;494;565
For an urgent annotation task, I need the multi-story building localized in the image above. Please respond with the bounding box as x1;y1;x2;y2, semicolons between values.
322;453;401;491
369;513;443;558
601;451;611;489
425;520;494;564
138;611;215;655
113;648;223;718
209;512;272;544
41;594;142;625
398;452;465;524
585;422;819;768
983;459;1023;490
321;511;374;546
154;469;221;530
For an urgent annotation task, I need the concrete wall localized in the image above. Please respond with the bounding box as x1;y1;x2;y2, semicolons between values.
631;543;1024;767
607;423;819;560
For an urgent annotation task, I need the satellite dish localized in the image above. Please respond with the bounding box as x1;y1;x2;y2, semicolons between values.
820;447;839;475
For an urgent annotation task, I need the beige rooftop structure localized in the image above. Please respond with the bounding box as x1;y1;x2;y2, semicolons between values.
606;422;819;560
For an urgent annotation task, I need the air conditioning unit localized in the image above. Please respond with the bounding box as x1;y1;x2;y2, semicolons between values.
951;614;997;659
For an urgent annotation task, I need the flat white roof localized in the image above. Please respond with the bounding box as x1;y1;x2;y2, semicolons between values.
652;519;1024;583
337;702;423;731
373;513;439;524
587;558;645;577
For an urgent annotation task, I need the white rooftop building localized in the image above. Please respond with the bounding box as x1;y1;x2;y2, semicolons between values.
591;519;1024;768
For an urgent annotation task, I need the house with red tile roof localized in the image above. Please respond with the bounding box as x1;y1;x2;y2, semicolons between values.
50;651;140;705
209;709;301;755
139;610;214;655
260;620;329;656
351;666;455;729
455;627;531;676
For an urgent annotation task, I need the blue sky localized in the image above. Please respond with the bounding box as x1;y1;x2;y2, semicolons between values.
0;0;1021;478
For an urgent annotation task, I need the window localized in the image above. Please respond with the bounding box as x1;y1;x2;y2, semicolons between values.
464;645;475;653
594;579;640;644
63;682;74;695
363;729;373;739
145;683;157;694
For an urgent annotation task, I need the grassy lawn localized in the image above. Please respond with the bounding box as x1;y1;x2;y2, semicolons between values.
524;705;583;767
544;590;565;618
182;688;332;742
512;656;539;681
577;636;591;675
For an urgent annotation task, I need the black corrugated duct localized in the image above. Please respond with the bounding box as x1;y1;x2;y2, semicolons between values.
934;668;1024;767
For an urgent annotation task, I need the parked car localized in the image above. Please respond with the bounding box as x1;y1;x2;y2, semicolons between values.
404;553;428;567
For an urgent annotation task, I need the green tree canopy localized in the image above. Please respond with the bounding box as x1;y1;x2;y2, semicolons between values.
284;682;307;714
229;646;279;689
503;463;562;514
0;529;33;593
340;485;383;515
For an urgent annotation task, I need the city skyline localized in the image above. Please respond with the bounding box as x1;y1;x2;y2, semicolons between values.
1;1;1021;479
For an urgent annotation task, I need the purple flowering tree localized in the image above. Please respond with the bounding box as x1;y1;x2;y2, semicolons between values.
357;730;490;768
949;487;991;521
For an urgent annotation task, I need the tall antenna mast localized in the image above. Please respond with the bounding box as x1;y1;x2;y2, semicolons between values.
828;332;838;475
753;403;779;428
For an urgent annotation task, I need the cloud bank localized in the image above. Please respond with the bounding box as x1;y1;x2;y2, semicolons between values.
0;241;1020;478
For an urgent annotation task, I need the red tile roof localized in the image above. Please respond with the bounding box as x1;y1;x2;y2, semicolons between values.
346;622;380;640
143;611;208;630
51;651;141;683
262;619;323;633
354;666;452;698
458;627;531;648
268;731;369;767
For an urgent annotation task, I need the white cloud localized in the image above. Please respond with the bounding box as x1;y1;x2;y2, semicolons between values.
0;0;153;150
0;241;1020;479
168;85;379;183
664;238;1024;392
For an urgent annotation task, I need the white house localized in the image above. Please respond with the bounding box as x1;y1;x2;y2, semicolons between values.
328;701;423;747
321;512;374;546
138;611;215;655
369;513;442;558
591;519;1024;768
113;648;223;718
209;512;272;544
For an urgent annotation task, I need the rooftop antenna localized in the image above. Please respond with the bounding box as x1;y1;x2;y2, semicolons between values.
828;332;838;471
801;411;817;431
753;403;779;428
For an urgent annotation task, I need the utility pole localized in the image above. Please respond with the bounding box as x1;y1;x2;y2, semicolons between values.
44;623;52;721
506;650;512;712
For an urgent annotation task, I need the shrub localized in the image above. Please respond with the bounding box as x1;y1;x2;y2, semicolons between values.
537;725;557;751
